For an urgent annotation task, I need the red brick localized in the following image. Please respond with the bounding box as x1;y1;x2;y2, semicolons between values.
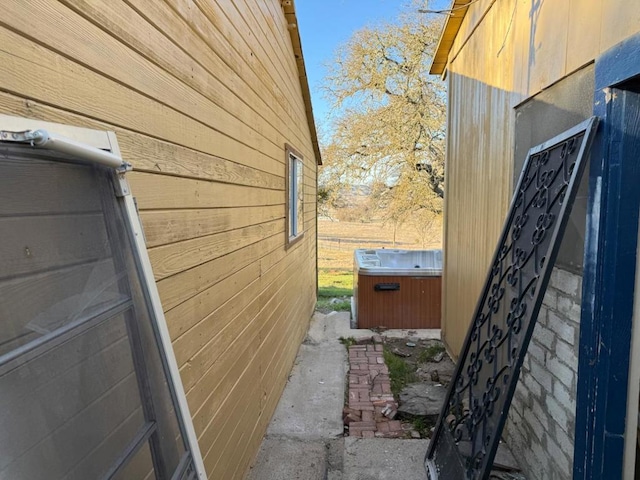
371;384;383;394
382;383;391;394
361;410;374;422
375;344;384;351
349;430;362;438
350;421;376;429
362;430;375;438
376;422;390;433
388;421;403;432
349;345;367;351
343;412;361;424
349;403;375;411
367;345;375;352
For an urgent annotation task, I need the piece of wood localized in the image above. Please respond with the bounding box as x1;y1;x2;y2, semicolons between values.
156;234;281;311
124;0;312;156
128;172;282;210
177;252;290;393
0;26;281;177
140;205;283;248
0;91;284;190
2;0;289;171
148;219;282;281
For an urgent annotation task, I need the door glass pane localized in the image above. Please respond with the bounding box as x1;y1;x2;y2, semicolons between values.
0;146;188;479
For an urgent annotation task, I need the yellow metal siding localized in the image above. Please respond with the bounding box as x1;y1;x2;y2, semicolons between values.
441;0;640;356
0;1;317;478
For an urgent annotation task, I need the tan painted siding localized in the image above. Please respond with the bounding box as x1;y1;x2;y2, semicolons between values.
0;1;317;478
442;0;640;355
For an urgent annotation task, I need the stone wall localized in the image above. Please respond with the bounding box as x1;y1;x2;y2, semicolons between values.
504;267;582;480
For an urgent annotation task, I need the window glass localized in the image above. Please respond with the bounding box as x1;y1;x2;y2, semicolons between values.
286;146;304;245
0;146;192;479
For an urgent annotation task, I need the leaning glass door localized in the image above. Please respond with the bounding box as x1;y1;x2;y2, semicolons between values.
0;146;195;480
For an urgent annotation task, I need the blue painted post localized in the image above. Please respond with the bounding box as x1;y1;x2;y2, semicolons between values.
574;34;640;479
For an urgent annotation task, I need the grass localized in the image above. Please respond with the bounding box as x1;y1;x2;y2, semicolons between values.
417;343;446;363
339;336;357;349
411;416;431;438
318;268;353;297
316;268;353;312
383;346;419;396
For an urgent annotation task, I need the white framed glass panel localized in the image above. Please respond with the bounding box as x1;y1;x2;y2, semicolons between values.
285;145;304;246
0;124;204;480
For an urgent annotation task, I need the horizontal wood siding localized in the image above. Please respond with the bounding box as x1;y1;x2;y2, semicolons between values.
442;0;640;356
0;1;318;478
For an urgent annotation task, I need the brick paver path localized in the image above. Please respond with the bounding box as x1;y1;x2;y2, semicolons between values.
344;336;408;438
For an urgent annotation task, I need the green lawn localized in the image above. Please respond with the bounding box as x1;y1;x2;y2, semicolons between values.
316;268;353;312
318;268;353;297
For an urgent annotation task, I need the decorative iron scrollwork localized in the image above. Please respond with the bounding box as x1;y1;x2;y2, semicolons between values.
425;118;598;480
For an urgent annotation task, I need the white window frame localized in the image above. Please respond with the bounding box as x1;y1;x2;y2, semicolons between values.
0;114;207;479
285;144;304;247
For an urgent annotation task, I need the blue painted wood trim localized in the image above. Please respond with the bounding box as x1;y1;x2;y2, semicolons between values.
574;33;640;480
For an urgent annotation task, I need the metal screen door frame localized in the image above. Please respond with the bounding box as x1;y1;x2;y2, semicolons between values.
425;117;598;479
0;114;207;480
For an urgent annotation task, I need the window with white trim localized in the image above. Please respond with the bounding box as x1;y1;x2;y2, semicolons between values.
285;144;304;246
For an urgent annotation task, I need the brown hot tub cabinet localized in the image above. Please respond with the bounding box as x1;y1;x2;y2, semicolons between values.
352;249;442;329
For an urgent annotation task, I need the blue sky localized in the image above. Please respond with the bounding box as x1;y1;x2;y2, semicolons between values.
295;0;448;132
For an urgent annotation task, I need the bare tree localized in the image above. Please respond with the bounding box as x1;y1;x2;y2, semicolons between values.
320;8;446;226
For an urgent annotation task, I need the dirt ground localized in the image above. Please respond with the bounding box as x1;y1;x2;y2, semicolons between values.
383;337;456;386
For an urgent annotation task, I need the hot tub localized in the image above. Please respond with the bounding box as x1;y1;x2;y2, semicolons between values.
352;249;442;329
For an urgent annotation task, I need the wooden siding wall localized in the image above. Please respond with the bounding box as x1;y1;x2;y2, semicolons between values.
442;0;640;356
0;1;318;478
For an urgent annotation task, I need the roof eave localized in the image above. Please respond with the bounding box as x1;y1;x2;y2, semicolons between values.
429;0;471;76
282;0;323;165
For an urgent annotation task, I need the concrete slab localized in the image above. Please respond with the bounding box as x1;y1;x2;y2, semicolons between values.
266;342;346;439
328;311;441;341
342;437;430;480
246;436;327;480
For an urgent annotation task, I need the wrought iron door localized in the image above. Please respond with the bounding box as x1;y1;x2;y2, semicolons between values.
425;117;598;479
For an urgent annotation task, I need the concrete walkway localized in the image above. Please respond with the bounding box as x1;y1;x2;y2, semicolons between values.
246;311;437;480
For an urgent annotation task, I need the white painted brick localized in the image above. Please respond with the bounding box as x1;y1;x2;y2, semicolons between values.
533;322;555;349
530;358;553;391
547;435;572;476
550;268;580;297
548;311;576;345
531;401;550;429
524;408;546;440
553;381;577;416
543;288;558;311
537;304;549;327
523;372;543;398
548;357;575;389
530;442;548;476
527;341;547;365
554;424;575;461
557;295;582;322
555;340;579;370
546;395;570;433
